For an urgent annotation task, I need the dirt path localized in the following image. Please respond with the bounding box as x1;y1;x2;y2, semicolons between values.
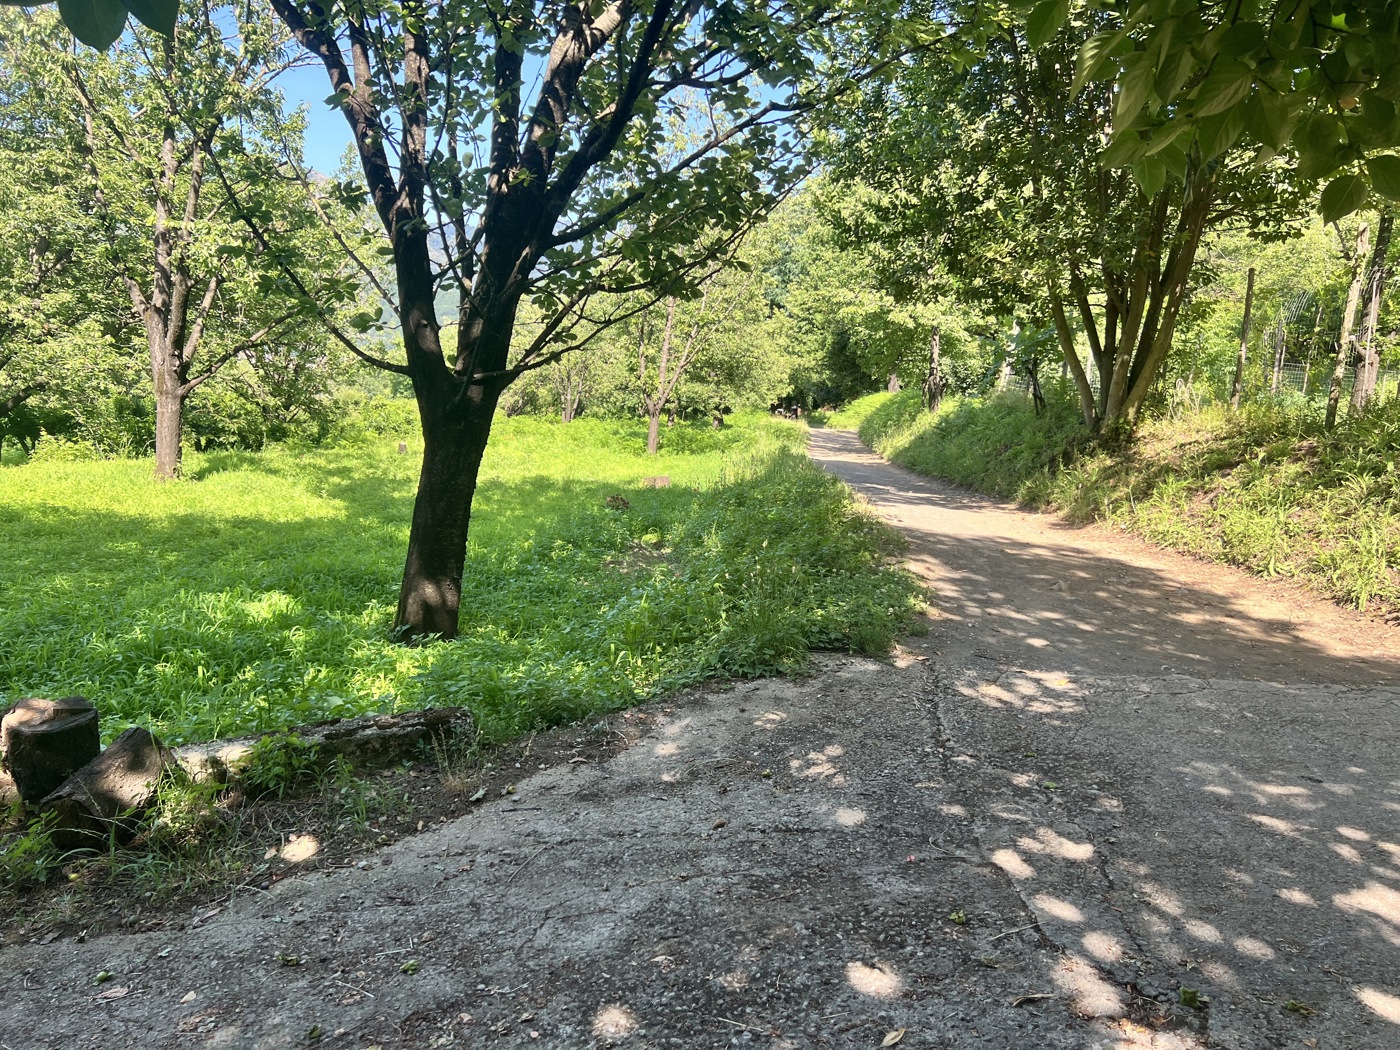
806;428;1400;1049
1;432;1397;1049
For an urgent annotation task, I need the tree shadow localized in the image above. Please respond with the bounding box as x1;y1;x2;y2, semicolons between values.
808;426;1400;1044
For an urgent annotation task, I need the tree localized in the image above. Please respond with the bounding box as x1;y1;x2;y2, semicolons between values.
825;16;1309;431
264;0;907;639
0;33;130;456
626;265;773;452
1349;210;1394;414
3;7;362;478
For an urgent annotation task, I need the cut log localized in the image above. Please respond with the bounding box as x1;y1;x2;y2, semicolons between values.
173;706;474;785
1;697;101;805
40;727;173;850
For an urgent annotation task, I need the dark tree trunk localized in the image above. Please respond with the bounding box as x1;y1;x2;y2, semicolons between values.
1230;267;1256;409
394;394;497;640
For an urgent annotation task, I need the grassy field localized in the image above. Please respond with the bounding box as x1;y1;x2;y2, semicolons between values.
833;388;1400;620
0;413;922;747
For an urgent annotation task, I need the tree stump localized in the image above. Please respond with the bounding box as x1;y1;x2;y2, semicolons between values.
1;697;101;805
40;727;173;850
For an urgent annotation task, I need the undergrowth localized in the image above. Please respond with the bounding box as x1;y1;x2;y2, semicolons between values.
839;388;1400;619
0;412;923;747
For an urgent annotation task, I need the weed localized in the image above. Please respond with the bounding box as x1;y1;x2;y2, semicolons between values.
0;413;922;748
241;734;323;800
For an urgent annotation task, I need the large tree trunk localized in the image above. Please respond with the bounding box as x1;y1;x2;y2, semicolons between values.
1230;267;1256;409
1350;211;1393;417
394;394;496;640
152;354;185;481
1328;222;1370;430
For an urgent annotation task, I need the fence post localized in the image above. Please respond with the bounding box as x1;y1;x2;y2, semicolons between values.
1230;268;1256;408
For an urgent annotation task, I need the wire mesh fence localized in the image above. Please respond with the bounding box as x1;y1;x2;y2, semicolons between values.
1001;359;1400;406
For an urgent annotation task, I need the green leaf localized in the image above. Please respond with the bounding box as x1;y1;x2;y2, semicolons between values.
1144;117;1194;155
1101;130;1149;169
1193;68;1254;118
1114;51;1156;129
57;0;128;48
1243;92;1286;151
1217;21;1266;59
1132;156;1167;199
1297;148;1344;181
1073;28;1126;98
1320;173;1369;222
1366;155;1400;200
1157;140;1189;182
1154;45;1196;103
1197;107;1246;159
124;0;177;37
1025;0;1069;49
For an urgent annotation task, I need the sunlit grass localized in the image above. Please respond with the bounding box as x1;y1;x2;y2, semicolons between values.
0;412;922;746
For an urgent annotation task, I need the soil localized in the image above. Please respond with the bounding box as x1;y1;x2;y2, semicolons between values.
1;428;1397;1049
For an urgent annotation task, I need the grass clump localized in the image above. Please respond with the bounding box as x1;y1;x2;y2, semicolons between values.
839;388;1084;501
0;412;922;748
1049;400;1400;616
832;386;1400;619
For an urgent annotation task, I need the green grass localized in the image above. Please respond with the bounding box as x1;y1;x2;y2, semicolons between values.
842;387;1400;619
0;413;922;747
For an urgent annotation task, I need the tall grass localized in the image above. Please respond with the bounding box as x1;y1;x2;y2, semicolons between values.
838;388;1400;619
0;414;922;746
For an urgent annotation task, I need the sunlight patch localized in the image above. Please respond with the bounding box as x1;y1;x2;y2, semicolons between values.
845;961;903;999
1356;986;1400;1025
592;1004;640;1041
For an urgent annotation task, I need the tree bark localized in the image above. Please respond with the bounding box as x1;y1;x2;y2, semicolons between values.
1350;211;1393;417
394;388;498;640
1;697;100;805
1328;223;1370;430
922;325;944;412
1230;267;1256;409
153;357;186;481
1049;292;1097;427
646;409;662;455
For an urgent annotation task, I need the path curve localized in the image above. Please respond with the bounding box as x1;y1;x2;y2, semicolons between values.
0;433;1397;1050
808;426;1400;1049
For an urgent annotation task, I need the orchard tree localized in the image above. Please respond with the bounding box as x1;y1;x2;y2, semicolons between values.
0;27;131;455
627;264;774;452
262;0;930;639
2;8;365;477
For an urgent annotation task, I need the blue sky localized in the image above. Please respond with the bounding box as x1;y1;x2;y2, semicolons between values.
277;64;355;175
